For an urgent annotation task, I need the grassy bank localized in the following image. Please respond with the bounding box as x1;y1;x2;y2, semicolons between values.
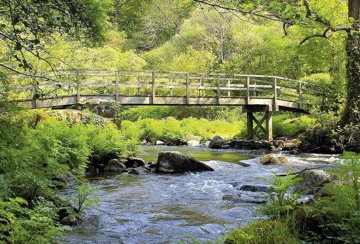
121;113;315;144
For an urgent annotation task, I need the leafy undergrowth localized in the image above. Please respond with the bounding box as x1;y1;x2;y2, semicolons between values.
0;109;137;243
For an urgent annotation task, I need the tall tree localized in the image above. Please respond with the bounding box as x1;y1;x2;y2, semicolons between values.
194;0;359;124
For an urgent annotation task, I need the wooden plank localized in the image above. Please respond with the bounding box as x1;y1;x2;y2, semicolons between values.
152;72;155;104
265;111;273;141
186;73;190;104
246;76;250;103
247;112;254;140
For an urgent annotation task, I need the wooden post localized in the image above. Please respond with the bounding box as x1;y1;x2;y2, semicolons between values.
199;78;202;97
137;76;141;95
247;112;254;140
273;77;278;111
31;81;37;109
170;78;173;96
253;81;257;96
298;82;302;109
152;71;156;104
227;80;231;97
246;76;250;103
265;111;273;141
76;70;81;104
186;73;190;104
217;76;221;104
115;70;119;101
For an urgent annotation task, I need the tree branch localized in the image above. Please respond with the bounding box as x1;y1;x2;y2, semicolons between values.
193;0;284;23
0;63;60;83
300;26;351;45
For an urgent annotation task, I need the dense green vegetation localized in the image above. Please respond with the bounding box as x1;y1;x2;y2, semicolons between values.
121;111;315;144
0;110;136;242
1;0;360;243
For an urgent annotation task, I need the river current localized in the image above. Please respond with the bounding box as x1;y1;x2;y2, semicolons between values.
63;146;338;244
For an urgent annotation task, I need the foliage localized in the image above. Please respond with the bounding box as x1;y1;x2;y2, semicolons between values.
260;174;301;219
272;114;316;138
0;0;110;71
225;218;299;244
122;117;244;144
72;183;99;219
0;197;67;243
121;106;242;122
0;110;136;242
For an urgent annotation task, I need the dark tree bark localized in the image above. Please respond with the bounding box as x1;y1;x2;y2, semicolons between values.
343;0;360;124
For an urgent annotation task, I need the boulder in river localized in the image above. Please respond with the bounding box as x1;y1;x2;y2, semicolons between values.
187;140;200;147
282;139;302;151
104;159;127;173
156;140;166;145
125;156;146;168
155;151;214;173
295;169;335;194
260;154;288;165
208;136;227;149
229;140;272;150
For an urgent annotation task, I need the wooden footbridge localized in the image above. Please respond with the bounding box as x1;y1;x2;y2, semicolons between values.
4;69;324;140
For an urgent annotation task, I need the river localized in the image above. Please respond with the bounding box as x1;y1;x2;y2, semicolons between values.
63;146;338;244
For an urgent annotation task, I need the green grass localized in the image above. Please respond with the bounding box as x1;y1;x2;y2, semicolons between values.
122;117;245;144
122;113;315;144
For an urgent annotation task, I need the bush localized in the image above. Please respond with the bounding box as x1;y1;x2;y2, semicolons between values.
225;218;299;244
0;197;67;243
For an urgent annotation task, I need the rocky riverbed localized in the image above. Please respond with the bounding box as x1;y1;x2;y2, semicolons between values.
62;146;339;244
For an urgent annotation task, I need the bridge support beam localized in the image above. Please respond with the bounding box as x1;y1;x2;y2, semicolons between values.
244;105;273;141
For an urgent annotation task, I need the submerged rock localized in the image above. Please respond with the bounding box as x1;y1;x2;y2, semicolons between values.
222;194;266;204
129;168;141;175
260;154;288;165
295;169;335;194
239;184;270;193
155;151;214;173
237;161;251;167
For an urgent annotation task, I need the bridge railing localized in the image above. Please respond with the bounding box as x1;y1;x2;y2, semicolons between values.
4;69;324;110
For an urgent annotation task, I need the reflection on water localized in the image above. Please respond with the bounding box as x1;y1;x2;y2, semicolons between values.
63;146;338;244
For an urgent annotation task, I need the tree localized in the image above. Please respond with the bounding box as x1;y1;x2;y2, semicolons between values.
193;0;359;124
0;0;109;73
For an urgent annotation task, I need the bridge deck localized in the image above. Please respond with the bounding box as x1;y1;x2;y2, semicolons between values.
7;69;321;113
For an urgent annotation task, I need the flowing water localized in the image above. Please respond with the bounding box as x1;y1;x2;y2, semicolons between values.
63;146;338;244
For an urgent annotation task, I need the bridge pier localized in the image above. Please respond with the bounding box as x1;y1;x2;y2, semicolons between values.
244;105;273;141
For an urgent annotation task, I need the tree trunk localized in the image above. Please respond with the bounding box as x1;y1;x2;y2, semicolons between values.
342;0;360;124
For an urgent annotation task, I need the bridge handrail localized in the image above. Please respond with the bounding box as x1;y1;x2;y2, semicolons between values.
11;68;317;86
4;68;331;111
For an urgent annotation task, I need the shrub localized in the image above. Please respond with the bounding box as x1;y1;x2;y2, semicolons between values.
0;197;67;243
225;218;299;244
